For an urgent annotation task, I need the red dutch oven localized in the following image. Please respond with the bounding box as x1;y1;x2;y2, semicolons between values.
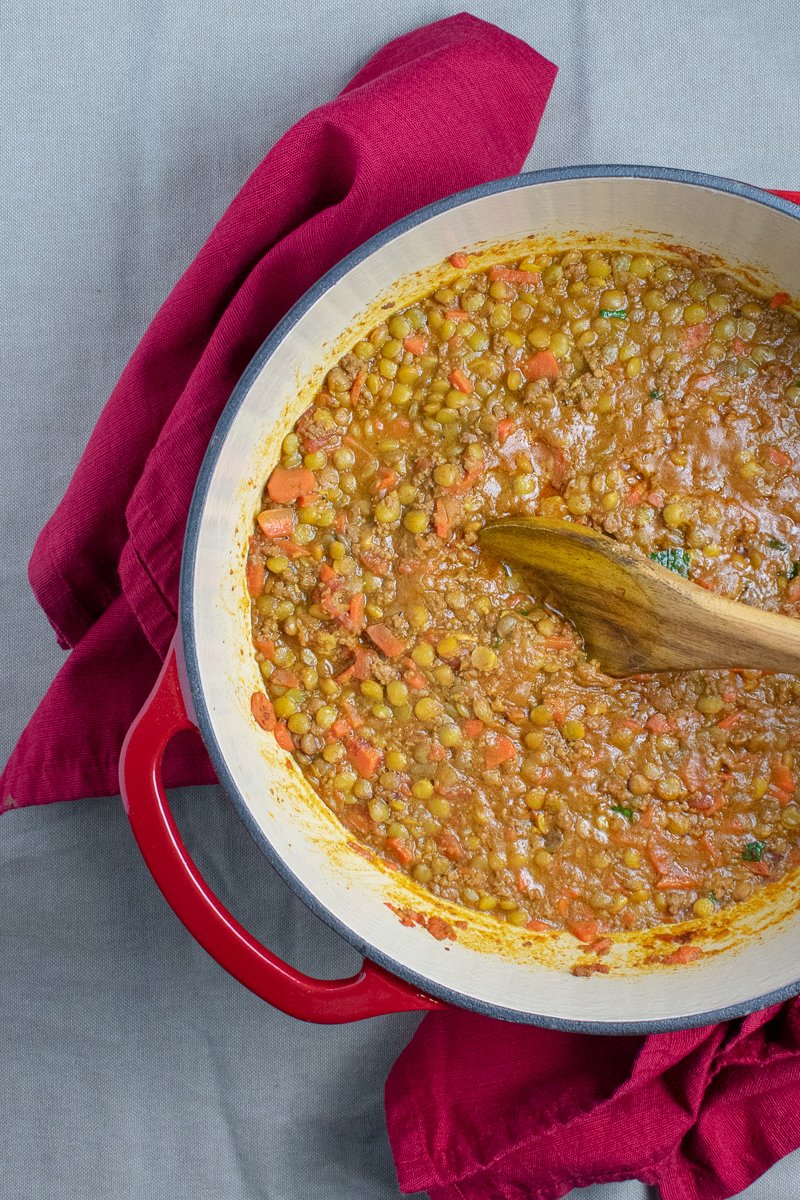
121;168;800;1032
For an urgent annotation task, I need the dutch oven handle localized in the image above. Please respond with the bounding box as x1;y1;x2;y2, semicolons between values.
120;641;442;1023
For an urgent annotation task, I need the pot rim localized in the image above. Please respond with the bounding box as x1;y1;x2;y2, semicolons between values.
179;165;800;1032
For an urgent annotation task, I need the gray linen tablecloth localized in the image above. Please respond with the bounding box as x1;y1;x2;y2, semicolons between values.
3;2;800;1197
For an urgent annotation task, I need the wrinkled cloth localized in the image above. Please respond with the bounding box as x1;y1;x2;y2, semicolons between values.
0;13;556;811
386;1003;800;1200
384;190;800;1200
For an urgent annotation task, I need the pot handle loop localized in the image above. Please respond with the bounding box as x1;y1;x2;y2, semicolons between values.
120;641;442;1023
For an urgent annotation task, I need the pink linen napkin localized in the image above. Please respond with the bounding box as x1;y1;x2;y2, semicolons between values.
0;14;556;811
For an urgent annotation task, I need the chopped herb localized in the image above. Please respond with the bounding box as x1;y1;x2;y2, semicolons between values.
790;562;800;580
742;840;765;862
610;803;635;822
650;547;691;578
768;538;789;551
600;308;627;319
518;608;532;617
649;389;662;399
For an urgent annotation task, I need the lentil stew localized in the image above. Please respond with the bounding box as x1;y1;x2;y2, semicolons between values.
246;246;800;937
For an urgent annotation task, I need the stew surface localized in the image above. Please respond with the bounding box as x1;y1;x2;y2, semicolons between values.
246;246;800;938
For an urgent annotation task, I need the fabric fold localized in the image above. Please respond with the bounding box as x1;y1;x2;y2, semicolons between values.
2;14;556;809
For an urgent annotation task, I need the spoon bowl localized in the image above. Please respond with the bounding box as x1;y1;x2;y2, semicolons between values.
479;516;800;676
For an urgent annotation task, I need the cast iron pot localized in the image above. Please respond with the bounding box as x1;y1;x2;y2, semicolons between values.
120;167;800;1032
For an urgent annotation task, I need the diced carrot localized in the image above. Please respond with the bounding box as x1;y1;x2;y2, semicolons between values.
748;861;772;876
488;266;540;284
428;741;446;762
731;336;747;356
402;334;428;356
267;466;317;504
771;761;795;794
270;668;299;689
366;623;407;657
656;877;702;891
521;350;559;381
385;414;412;437
771;291;791;308
329;717;350;739
767;446;792;468
462;718;484;739
341;701;364;730
443;309;471;322
386;837;415;866
281;541;311;560
434;497;451;539
497;416;515;446
404;668;427;690
569;919;600;944
722;689;738;703
257;507;295;539
449;460;485;496
688;792;725;814
347;807;376;838
359;547;391;577
437;829;462;860
664;946;702;965
344;734;383;779
374;467;399;494
350;369;367;405
273;722;294;750
625;485;644;507
646;833;674;877
448;367;473;395
526;919;550;932
484;736;516;770
544;636;574;652
716;711;742;730
246;557;266;598
448;252;470;269
318;588;348;620
647;491;664;508
680;321;711;352
645;713;674;734
333;511;347;534
347;592;365;633
250;692;276;732
253;636;276;660
549;447;567;488
318;561;337;585
621;718;645;732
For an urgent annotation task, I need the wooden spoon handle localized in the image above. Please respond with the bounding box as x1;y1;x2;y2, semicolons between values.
646;575;800;674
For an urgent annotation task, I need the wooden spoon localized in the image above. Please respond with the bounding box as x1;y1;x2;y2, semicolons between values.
479;516;800;677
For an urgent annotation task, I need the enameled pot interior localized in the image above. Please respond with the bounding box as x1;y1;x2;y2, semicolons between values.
182;169;800;1031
